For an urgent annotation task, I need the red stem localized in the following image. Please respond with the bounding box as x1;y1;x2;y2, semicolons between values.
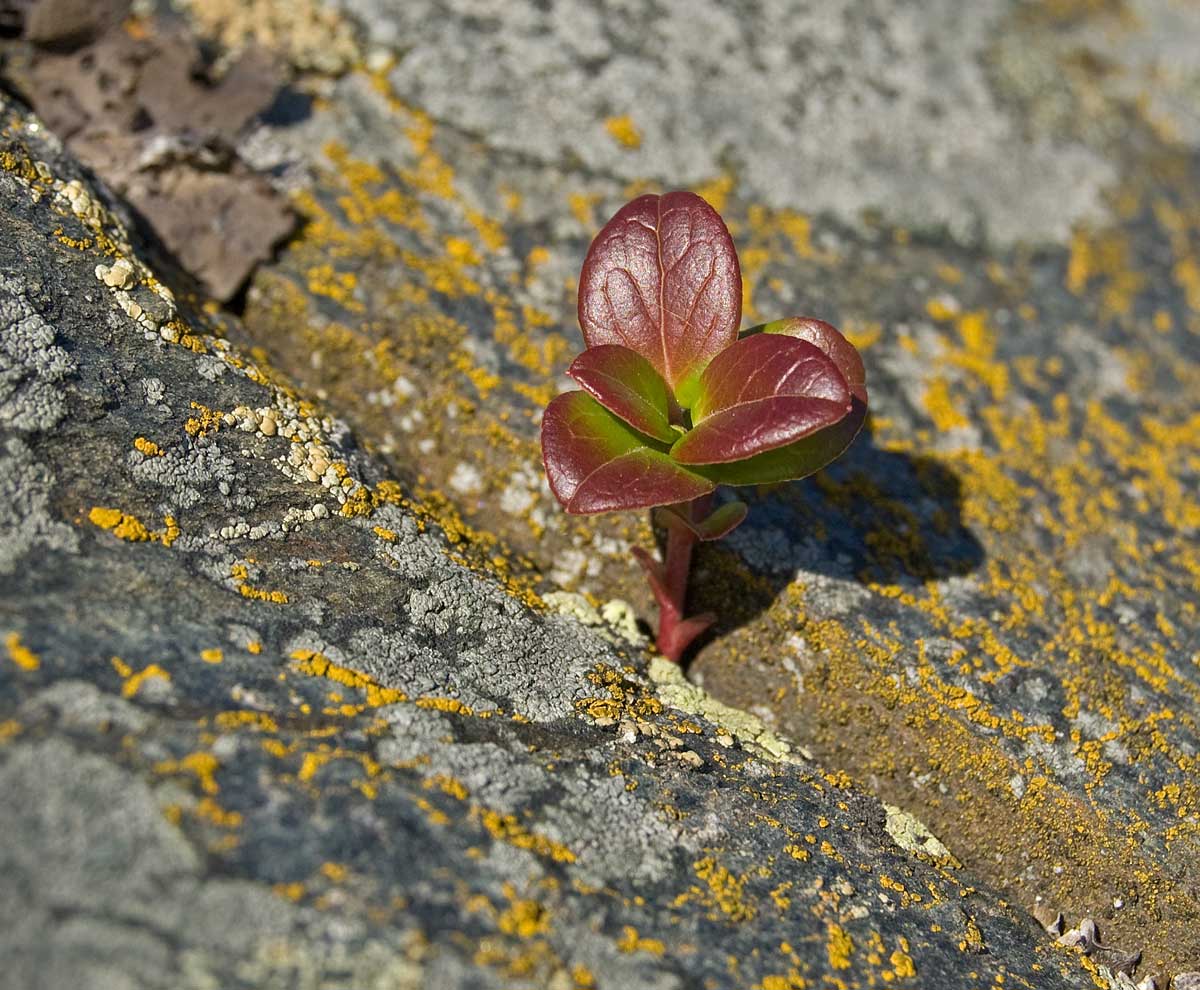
651;494;714;663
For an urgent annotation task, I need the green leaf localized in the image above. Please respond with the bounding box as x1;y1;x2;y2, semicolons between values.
568;345;676;444
540;391;714;514
657;500;749;541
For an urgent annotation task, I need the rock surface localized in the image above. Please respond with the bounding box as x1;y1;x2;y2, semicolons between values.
230;2;1200;984
0;93;1102;990
3;0;1200;987
211;3;1200;980
1;4;293;301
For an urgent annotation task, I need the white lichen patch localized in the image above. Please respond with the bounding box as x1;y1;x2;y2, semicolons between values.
598;599;643;646
448;462;483;497
589;534;632;560
1101;969;1157;990
112;288;166;337
0;275;77;433
96;259;135;290
54;178;106;231
882;802;959;866
214;502;330;542
647;657;807;763
6;157;178;342
548;548;587;587
142;378;166;405
220;396;370;510
396;408;425;433
499;466;540;517
542;592;646;648
0;436;79;574
92;248;176;341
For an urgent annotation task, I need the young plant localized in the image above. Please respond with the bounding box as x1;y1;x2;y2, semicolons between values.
541;191;868;663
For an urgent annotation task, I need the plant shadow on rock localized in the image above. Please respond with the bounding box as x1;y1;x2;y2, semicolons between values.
679;421;985;655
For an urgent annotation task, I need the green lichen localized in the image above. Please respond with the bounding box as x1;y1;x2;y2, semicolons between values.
647;656;800;762
882;802;959;866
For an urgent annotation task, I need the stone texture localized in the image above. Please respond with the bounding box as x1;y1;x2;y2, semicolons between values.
345;0;1119;245
4;0;1200;987
214;2;1199;983
1;9;293;301
0;93;1099;990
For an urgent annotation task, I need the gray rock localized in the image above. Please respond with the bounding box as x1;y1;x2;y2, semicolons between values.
208;2;1200;982
0;91;1093;989
345;0;1118;245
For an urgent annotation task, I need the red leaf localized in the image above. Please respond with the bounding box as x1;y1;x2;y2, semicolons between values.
670;333;851;465
691;317;869;485
541;391;714;514
749;317;868;404
567;344;677;443
578;191;740;398
692;398;868;486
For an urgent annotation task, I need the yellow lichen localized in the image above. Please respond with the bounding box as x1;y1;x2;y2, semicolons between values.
759;972;808;990
290;648;407;707
273;882;305;902
184;401;224;438
176;0;360;74
616;925;665;955
423;774;470;801
690;856;757;922
111;656;170;699
604;115;643;149
497;896;549;938
888;945;917;979
88;506;179;545
213;710;278;733
195;797;243;828
5;632;40;671
415;696;474;716
475;808;576;863
155;752;220;794
231;563;290;604
826;924;853;970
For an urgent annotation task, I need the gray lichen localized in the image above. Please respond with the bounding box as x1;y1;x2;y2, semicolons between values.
0;274;76;433
0;436;78;575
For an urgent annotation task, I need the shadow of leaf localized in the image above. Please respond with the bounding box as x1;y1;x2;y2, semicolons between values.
671;422;985;655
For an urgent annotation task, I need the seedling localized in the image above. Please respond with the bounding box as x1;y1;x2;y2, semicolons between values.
541;192;868;662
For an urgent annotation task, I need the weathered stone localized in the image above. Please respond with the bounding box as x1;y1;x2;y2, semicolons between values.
348;0;1123;246
5;0;1200;985
1;18;292;301
20;0;127;48
203;2;1199;983
0;90;1101;989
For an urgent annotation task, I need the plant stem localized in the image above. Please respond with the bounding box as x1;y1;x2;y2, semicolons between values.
653;494;714;663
